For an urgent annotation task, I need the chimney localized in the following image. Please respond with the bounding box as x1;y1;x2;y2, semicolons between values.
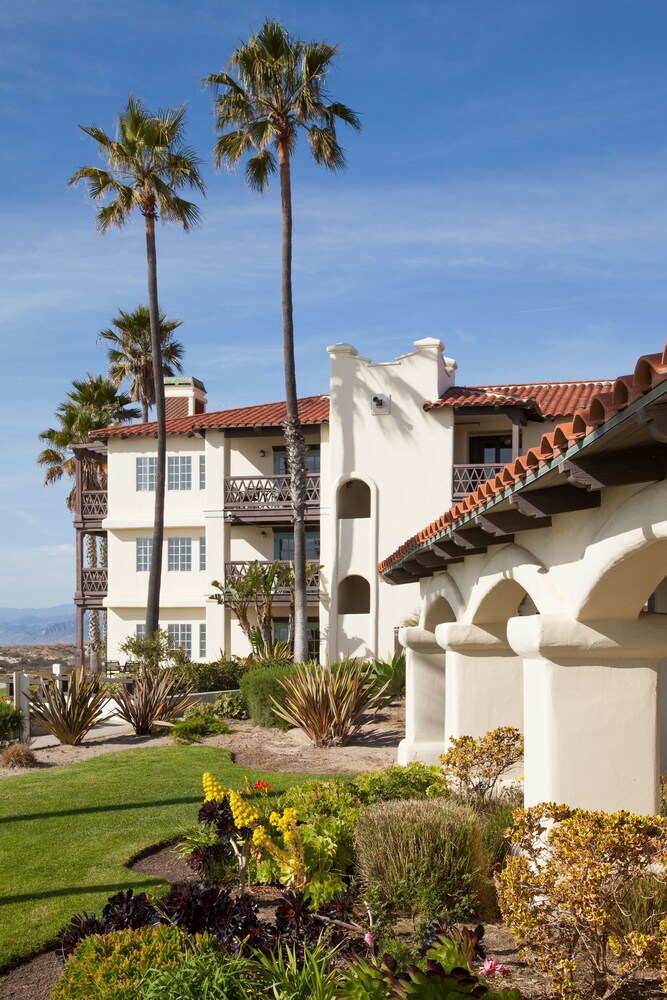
164;377;207;419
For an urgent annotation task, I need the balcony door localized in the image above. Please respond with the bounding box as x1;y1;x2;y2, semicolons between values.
273;446;321;475
274;529;320;561
468;435;513;465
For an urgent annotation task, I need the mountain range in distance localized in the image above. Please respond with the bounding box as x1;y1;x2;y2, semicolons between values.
0;605;77;646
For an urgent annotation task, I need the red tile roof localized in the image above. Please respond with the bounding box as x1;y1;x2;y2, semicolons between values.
91;395;331;439
426;380;614;419
380;347;667;575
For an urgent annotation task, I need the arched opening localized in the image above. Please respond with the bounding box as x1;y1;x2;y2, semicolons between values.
338;479;371;519
338;574;370;615
424;595;456;632
472;579;540;626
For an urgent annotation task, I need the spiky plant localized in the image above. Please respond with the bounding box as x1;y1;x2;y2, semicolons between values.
111;669;191;736
28;668;108;746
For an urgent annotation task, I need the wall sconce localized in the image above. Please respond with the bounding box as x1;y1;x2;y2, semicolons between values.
260;530;268;539
259;449;266;458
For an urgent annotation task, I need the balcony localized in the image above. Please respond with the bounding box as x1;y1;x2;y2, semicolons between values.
223;561;320;605
452;463;506;501
75;490;108;530
224;475;320;524
75;567;108;608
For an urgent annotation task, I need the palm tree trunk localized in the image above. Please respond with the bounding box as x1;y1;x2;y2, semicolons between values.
278;144;309;664
142;401;149;423
144;213;166;635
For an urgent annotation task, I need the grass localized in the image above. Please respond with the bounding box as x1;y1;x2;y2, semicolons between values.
0;745;315;971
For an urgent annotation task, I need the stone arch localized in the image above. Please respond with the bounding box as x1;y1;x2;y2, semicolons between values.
465;544;552;625
420;572;464;629
573;480;667;621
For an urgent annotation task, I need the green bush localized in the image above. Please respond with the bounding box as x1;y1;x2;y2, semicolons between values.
52;925;217;1000
170;660;248;693
355;798;491;931
239;663;295;729
213;691;248;719
354;762;444;804
170;714;230;744
140;950;251;999
0;700;22;747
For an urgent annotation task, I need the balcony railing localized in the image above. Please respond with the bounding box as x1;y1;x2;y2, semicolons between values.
80;490;108;523
224;475;320;522
452;463;506;500
224;560;320;603
81;567;108;597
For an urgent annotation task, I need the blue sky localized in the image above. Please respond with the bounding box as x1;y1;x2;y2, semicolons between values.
1;0;666;606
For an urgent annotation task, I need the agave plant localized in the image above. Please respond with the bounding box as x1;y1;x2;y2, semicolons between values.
28;668;108;745
271;661;388;746
112;669;192;735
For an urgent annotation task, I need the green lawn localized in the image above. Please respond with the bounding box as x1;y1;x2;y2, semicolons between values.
0;745;315;970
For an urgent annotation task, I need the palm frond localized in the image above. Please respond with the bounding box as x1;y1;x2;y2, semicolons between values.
308;126;347;170
245;148;277;192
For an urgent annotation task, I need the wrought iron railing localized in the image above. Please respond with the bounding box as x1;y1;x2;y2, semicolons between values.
224;475;320;512
452;463;506;500
81;490;108;520
224;561;320;598
81;567;108;596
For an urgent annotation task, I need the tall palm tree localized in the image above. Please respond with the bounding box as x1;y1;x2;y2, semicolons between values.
206;21;360;662
69;96;205;634
38;375;139;643
99;305;184;422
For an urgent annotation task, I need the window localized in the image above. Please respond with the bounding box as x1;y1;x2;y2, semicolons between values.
273;446;320;475
168;537;192;571
274;530;320;561
136;623;146;638
274;619;320;660
168;455;192;490
168;624;192;657
468;435;513;465
199;623;207;659
199;537;207;571
199;455;206;489
136;538;152;572
136;456;156;491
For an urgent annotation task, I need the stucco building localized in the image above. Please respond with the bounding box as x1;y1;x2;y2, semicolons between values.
73;340;611;667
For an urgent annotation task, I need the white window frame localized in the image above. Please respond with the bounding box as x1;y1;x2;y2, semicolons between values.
135;537;153;572
167;455;192;491
199;454;206;490
199;537;207;572
168;537;192;571
136;456;156;492
168;624;192;657
199;623;207;660
136;623;146;638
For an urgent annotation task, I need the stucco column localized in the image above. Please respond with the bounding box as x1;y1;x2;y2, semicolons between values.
508;613;666;815
435;621;523;746
397;626;446;765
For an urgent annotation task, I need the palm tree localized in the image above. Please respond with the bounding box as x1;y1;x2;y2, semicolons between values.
206;21;360;662
99;305;185;422
38;374;139;643
69;96;205;635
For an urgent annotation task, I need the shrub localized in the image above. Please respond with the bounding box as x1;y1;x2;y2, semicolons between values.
354;762;444;804
366;651;406;705
170;659;248;693
355;798;490;930
240;663;295;729
28;668;107;746
112;671;192;736
0;700;22;746
272;660;387;746
496;803;667;1000
119;629;173;679
214;691;248;719
52;925;216;1000
440;726;523;802
170;714;230;744
0;741;36;768
140;950;251;1000
250;938;342;1000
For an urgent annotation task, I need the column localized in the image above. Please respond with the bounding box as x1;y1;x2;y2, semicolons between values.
508;613;665;814
435;622;523;744
397;626;446;765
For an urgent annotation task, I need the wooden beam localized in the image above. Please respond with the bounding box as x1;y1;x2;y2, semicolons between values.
561;444;667;489
432;540;473;561
450;526;504;549
385;567;415;583
475;510;552;535
510;484;602;517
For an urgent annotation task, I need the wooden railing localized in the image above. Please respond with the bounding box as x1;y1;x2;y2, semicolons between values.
224;560;320;600
224;475;320;515
81;490;108;521
452;463;506;500
81;567;108;597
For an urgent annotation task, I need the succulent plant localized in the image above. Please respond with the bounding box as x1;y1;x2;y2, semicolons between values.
56;912;105;961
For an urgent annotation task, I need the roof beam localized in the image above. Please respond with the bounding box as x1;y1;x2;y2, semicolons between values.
510;484;602;518
432;540;476;560
475;510;552;535
560;444;667;489
450;526;504;549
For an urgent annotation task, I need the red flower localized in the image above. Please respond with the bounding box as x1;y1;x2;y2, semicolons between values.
254;780;272;791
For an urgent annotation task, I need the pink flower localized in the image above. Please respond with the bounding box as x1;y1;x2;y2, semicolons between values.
501;966;511;977
364;931;375;948
481;958;500;978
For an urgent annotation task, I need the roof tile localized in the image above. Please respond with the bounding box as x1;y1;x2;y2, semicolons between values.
426;380;614;419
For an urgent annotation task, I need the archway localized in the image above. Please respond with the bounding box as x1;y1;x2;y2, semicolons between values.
337;479;371;519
